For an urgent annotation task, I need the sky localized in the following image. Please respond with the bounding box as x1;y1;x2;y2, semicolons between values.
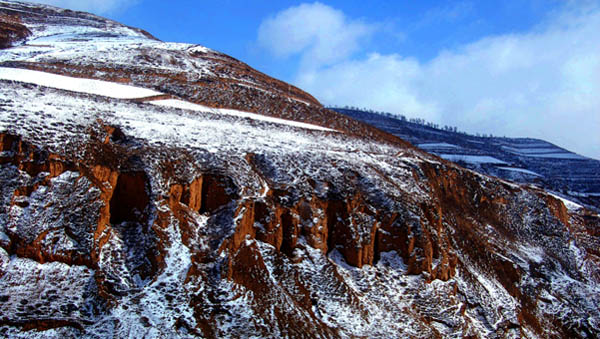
33;0;600;160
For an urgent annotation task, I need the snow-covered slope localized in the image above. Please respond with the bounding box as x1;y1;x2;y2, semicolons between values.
0;0;376;136
335;108;600;211
1;2;599;338
0;67;334;132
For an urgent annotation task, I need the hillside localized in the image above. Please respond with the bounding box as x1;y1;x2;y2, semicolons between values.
333;108;600;211
1;1;599;338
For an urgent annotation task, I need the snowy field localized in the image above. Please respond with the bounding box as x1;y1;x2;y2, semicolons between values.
501;144;586;160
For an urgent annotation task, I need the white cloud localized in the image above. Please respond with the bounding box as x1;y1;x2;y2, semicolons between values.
33;0;138;14
296;53;441;122
295;5;600;159
257;2;374;69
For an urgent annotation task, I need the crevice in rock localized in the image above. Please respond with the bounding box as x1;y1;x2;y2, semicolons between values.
109;171;149;224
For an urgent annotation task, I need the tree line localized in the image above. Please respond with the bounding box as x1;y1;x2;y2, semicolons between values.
328;105;501;139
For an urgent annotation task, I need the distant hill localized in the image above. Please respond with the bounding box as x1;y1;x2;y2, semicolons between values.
332;108;600;211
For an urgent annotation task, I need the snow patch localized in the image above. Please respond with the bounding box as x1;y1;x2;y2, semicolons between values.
150;99;336;132
501;145;586;159
524;153;587;160
548;193;583;211
418;142;460;149
439;154;507;165
0;67;162;99
187;45;213;54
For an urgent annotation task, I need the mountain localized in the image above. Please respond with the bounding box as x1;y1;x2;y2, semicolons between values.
333;108;600;212
1;1;599;338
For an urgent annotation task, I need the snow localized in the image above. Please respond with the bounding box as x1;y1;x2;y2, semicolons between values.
150;99;336;132
522;153;587;160
0;1;150;44
418;142;460;149
187;45;213;54
496;166;541;176
548;193;583;211
517;245;545;263
0;67;162;99
501;146;558;154
454;262;520;335
100;218;198;338
439;154;507;164
0;67;335;133
0;79;424;205
0;252;96;336
568;191;600;197
501;145;586;159
0;38;214;79
515;148;561;154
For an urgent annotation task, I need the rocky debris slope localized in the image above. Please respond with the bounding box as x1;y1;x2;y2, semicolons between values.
0;1;599;338
335;108;600;211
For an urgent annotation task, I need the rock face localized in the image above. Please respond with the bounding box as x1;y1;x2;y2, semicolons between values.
0;13;30;49
1;1;599;338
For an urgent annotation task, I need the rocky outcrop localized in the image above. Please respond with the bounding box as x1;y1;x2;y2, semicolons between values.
225;186;457;279
0;14;30;49
1;96;598;338
0;130;158;305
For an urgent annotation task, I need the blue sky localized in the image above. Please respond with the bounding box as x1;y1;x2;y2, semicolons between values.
34;1;600;159
108;1;565;78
